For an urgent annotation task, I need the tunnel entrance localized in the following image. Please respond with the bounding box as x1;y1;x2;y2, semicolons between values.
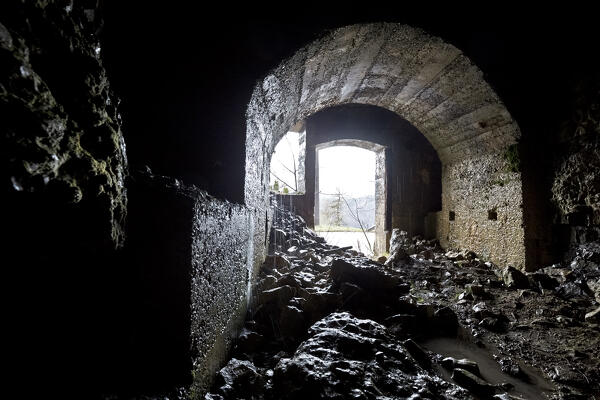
315;144;379;256
246;23;528;269
266;104;442;257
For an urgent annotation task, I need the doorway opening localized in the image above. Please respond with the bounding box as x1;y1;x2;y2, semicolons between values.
269;123;306;195
315;141;387;257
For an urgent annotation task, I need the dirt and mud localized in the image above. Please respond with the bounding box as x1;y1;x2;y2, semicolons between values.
205;200;599;400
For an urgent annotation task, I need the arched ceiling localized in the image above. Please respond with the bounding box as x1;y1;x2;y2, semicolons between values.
246;23;520;205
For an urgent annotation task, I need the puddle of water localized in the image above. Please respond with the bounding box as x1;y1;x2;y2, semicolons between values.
420;333;554;400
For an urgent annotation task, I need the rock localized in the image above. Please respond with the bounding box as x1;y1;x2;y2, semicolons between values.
431;306;459;336
441;357;480;376
214;358;263;397
257;274;278;292
384;314;417;336
479;316;507;332
452;367;495;396
497;357;528;381
418;249;434;260
466;284;491;299
385;229;411;265
493;393;522;399
403;338;431;368
300;290;342;324
527;272;559;290
548;365;589;387
471;302;488;318
264;254;291;269
259;285;297;307
445;250;464;261
273;312;473;399
501;266;530;289
556;281;588;299
235;328;264;354
279;305;306;339
376;255;387;264
270;228;288;245
587;278;600;302
330;258;400;292
584;306;600;323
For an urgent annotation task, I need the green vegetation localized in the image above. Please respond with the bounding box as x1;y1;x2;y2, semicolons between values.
503;143;521;173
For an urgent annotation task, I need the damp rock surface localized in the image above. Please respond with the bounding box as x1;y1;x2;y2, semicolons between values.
205;201;600;400
2;1;128;247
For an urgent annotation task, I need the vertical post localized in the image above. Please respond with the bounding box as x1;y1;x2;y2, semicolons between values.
314;148;320;226
374;148;388;255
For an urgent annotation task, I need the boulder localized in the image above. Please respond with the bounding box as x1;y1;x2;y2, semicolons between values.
214;358;263;397
273;312;473;399
501;266;530;289
278;305;306;339
259;285;297;307
264;254;291;269
235;328;265;354
441;357;480;376
452;368;495;396
527;272;559;290
331;258;400;292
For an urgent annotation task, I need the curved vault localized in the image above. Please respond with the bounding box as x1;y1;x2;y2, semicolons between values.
245;23;526;269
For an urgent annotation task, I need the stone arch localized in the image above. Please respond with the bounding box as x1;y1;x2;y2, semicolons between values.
246;23;526;269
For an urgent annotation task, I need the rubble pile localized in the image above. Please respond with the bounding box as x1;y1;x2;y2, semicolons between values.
207;202;600;400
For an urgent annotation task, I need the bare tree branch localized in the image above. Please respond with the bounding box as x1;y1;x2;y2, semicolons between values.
340;193;372;253
270;171;296;192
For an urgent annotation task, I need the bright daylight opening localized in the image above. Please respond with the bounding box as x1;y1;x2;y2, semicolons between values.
316;146;376;257
270;131;302;194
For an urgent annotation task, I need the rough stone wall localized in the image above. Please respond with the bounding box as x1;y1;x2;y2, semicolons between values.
1;3;130;395
245;23;524;268
551;76;600;253
436;152;526;269
126;172;256;397
190;194;254;397
1;1;128;248
552;79;600;225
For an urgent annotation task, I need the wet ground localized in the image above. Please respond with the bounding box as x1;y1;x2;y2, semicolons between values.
204;202;599;400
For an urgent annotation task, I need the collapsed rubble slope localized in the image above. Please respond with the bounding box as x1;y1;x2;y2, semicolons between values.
207;201;600;400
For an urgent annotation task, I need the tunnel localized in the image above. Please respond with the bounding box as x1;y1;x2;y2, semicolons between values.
2;4;600;400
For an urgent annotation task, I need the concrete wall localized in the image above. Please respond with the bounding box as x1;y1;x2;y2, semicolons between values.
435;152;526;269
245;23;526;268
127;172;259;397
190;189;256;397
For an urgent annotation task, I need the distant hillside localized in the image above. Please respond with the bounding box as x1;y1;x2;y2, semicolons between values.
319;194;375;229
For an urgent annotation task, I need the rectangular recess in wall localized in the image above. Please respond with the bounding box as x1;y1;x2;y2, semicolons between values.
488;210;498;220
449;211;455;221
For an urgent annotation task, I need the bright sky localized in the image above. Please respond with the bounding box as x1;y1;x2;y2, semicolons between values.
319;146;375;197
270;132;376;197
270;132;300;192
